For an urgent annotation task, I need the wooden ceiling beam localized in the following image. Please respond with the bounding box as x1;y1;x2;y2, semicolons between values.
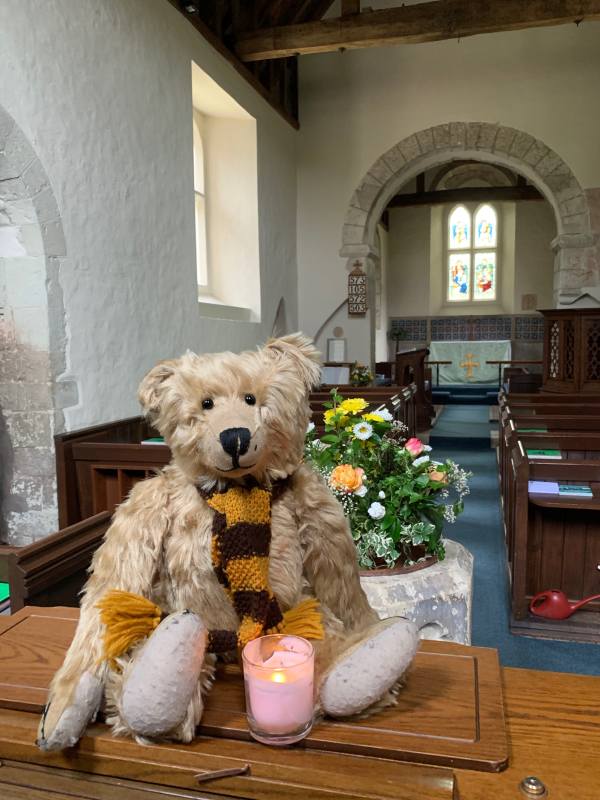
235;0;600;61
388;185;544;209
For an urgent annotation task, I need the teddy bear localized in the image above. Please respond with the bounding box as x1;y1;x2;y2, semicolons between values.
37;334;418;751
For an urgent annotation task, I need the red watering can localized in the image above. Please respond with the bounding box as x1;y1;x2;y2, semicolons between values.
529;589;600;620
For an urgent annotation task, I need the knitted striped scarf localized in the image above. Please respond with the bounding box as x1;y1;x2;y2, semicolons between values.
97;481;322;667
204;485;284;654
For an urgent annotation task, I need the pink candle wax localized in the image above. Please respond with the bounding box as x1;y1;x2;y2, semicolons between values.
242;635;314;738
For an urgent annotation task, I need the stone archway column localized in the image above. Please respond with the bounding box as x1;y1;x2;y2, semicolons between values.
340;122;599;312
551;233;599;304
0;104;75;544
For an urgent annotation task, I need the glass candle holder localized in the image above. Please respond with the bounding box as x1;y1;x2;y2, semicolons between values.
242;634;315;746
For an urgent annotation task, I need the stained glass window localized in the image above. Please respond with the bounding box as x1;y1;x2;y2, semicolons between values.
448;254;471;301
475;204;497;247
473;253;496;300
446;204;499;303
448;205;470;249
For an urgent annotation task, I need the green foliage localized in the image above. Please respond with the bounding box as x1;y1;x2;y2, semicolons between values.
305;390;471;569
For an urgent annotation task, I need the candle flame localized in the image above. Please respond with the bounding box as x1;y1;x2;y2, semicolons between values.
271;671;287;683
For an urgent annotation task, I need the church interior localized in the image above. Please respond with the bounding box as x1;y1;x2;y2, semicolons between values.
1;1;600;797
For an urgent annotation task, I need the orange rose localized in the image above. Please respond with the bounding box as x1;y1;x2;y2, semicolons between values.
330;464;364;493
428;468;447;483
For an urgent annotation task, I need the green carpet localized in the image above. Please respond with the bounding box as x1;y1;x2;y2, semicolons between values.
433;407;599;675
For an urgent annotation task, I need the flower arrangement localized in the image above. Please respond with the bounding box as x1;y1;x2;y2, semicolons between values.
305;390;471;570
349;362;373;387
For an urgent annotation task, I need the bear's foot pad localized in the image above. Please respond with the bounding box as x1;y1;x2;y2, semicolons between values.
320;617;419;718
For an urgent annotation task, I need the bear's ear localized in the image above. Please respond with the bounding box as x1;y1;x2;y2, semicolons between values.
138;359;179;417
263;332;322;391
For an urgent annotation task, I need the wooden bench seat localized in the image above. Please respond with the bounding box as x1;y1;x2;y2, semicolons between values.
501;435;600;642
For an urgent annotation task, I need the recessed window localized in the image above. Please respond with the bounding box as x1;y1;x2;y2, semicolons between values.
447;204;498;302
191;62;260;322
193;113;208;289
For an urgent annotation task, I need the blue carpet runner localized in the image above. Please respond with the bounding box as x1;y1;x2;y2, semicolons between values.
432;407;599;675
430;405;494;450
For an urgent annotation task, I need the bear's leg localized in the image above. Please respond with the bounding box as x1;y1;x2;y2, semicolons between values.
118;611;208;740
318;617;418;718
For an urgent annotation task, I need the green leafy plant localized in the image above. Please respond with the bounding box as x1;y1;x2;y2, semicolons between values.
305;390;471;569
349;362;373;387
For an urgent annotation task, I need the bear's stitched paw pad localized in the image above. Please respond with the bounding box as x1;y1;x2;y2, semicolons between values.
121;611;207;738
320;617;418;718
37;671;103;751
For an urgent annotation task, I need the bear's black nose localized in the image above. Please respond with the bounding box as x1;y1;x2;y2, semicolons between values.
220;427;251;459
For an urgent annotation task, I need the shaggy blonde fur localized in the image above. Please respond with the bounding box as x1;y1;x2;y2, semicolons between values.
39;333;412;749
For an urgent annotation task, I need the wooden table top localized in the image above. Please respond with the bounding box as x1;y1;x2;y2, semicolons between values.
0;610;598;799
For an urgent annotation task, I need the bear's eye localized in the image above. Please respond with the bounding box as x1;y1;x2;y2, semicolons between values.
244;394;256;406
201;398;214;410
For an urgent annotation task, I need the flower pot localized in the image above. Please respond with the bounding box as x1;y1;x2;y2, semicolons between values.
359;539;473;645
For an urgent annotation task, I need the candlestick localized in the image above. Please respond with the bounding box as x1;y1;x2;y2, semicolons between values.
242;634;315;746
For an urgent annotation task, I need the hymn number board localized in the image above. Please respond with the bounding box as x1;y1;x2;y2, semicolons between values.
348;261;368;316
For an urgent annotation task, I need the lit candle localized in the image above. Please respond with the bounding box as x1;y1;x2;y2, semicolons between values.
242;635;314;745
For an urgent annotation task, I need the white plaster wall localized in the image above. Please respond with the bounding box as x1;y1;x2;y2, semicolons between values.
387;207;430;317
203;116;261;318
515;203;556;310
387;201;551;318
297;22;600;358
374;223;389;361
0;0;298;429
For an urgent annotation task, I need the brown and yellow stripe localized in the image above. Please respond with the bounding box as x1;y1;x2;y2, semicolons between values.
202;483;323;654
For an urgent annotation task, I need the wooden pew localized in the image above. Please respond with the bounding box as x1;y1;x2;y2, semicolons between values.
8;512;111;611
506;441;600;642
55;417;160;527
395;348;433;432
498;414;600;503
310;384;416;437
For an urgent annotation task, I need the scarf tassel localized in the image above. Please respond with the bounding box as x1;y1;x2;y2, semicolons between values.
96;591;324;666
269;597;324;641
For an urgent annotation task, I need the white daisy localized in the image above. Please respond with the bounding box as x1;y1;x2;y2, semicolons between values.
412;455;431;468
353;421;373;441
368;501;386;520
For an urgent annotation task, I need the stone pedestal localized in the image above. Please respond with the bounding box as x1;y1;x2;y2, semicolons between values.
360;539;473;645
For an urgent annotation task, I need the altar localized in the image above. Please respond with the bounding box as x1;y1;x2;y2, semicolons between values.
428;340;511;384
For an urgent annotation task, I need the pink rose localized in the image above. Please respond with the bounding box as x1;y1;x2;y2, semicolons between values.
405;437;424;457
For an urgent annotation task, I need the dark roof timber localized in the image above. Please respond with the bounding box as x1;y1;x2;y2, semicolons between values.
235;0;600;61
168;0;336;128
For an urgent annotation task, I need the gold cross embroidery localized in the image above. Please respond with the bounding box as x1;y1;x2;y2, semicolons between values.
460;352;480;379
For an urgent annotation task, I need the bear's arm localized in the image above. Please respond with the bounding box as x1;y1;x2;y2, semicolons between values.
293;463;379;632
48;475;171;698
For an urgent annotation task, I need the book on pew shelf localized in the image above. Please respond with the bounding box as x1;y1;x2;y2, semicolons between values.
141;437;166;445
526;449;561;459
558;483;593;497
528;480;559;494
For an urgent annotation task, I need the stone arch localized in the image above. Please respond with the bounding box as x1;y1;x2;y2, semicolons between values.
0;104;76;544
341;122;598;298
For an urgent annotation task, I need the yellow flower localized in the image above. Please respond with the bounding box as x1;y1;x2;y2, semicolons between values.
339;397;368;415
363;413;384;423
324;408;348;426
330;464;365;493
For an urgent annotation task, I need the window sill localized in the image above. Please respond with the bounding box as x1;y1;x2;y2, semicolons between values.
198;293;253;322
